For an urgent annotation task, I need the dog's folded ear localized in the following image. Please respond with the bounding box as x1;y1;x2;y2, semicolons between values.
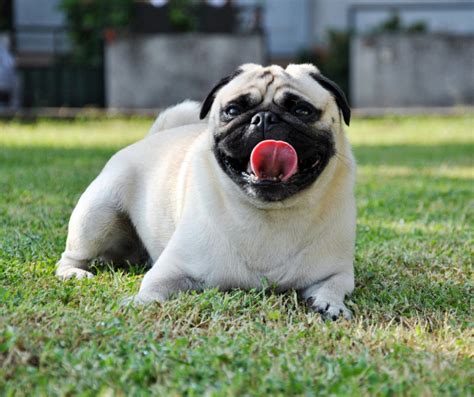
310;72;351;126
200;69;243;120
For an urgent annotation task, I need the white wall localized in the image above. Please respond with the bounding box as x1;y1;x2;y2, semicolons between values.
106;34;265;108
351;34;474;107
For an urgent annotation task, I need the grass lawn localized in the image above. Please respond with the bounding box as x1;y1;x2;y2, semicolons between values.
0;115;472;396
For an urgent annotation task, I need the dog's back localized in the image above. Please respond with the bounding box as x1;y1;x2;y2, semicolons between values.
148;100;203;136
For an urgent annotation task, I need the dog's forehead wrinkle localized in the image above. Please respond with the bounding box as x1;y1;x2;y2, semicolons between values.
277;89;312;104
273;79;329;108
226;93;251;106
228;91;262;106
246;66;287;98
266;74;275;89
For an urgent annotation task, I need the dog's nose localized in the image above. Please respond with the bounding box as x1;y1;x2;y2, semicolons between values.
250;111;280;131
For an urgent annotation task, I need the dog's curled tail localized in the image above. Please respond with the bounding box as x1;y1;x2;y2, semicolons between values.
148;100;202;136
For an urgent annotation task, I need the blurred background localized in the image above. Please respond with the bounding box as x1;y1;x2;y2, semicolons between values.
0;0;473;113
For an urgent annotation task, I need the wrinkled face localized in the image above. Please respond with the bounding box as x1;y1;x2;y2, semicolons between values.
201;64;350;202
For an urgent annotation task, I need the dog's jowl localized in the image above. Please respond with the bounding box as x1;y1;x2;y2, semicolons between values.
56;63;356;320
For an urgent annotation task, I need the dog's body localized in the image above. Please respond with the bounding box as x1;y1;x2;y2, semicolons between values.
57;64;356;319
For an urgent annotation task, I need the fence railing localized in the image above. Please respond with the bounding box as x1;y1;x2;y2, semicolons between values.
11;25;104;108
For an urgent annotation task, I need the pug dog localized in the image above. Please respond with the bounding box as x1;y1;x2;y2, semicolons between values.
56;63;356;320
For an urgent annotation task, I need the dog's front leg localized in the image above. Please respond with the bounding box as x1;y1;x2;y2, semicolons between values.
126;250;202;305
301;272;354;320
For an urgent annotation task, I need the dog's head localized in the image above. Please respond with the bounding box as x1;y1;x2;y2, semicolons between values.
200;63;350;202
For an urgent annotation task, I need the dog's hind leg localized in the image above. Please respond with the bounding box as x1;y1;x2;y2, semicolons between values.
56;174;133;280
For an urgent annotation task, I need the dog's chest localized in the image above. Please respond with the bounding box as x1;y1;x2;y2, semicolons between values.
202;220;323;290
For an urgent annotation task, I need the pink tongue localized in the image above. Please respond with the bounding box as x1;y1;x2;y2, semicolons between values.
250;140;298;182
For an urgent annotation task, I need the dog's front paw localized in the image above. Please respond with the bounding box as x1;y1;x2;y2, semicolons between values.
307;297;352;321
56;267;94;280
121;291;166;307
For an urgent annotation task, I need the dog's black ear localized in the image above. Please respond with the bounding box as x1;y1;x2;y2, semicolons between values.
200;69;243;120
310;72;351;126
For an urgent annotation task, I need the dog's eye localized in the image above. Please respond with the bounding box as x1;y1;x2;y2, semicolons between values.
224;104;243;118
292;103;313;118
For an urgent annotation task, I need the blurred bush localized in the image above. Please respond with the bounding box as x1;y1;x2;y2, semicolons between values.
59;0;133;65
371;13;427;34
168;0;196;32
297;30;351;99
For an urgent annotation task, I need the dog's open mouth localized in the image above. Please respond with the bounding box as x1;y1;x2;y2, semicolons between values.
220;139;323;186
214;127;335;201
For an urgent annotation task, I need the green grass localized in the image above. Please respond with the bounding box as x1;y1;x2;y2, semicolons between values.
0;115;473;396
